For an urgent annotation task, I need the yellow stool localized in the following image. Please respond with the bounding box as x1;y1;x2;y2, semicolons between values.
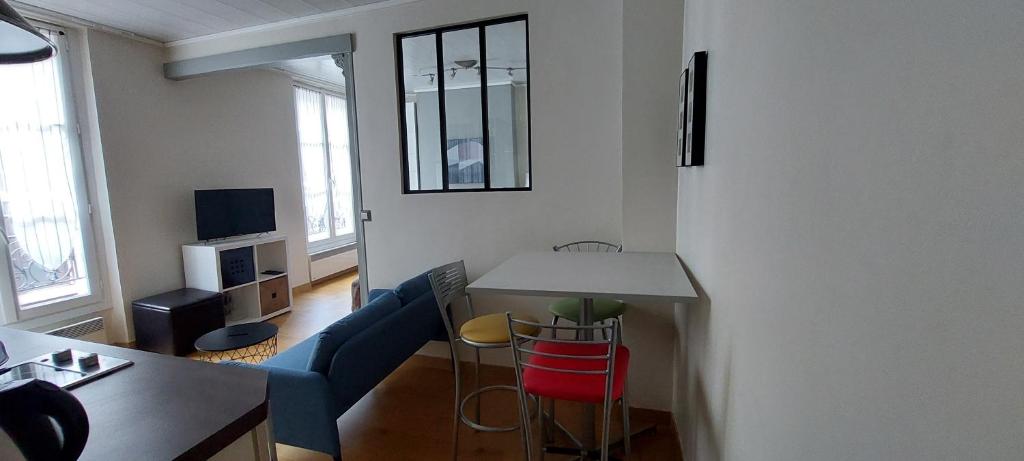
429;261;540;460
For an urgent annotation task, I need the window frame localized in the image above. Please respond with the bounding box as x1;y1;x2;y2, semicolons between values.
293;84;357;255
0;22;104;324
395;14;532;194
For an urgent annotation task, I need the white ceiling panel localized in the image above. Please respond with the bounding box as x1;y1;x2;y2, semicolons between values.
13;0;396;42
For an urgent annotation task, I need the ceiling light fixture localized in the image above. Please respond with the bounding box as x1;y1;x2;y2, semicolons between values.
0;0;56;64
417;63;525;83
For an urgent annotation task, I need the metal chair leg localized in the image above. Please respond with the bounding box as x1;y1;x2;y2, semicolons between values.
621;396;631;454
545;398;556;443
523;396;535;461
600;400;613;461
515;389;534;461
450;345;462;461
474;348;482;429
537;397;546;461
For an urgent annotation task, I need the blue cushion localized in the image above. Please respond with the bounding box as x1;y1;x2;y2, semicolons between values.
264;334;319;370
307;291;402;374
327;290;443;412
394;272;431;305
367;289;390;303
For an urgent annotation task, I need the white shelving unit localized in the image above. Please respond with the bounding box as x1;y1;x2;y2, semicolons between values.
183;234;292;325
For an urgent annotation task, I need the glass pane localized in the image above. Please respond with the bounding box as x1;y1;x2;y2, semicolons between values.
294;87;330;243
485;20;530;188
441;28;484;190
324;94;354;239
0;29;92;309
400;34;442;191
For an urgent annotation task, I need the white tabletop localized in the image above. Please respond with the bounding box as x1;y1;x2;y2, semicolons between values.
466;251;698;303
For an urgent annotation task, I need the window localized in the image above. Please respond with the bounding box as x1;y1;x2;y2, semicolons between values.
294;85;355;253
0;25;102;322
396;15;531;193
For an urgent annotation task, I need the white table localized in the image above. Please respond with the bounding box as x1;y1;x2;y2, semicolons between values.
467;251;697;458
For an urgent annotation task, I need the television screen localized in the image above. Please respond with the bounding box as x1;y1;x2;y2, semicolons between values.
195;188;276;240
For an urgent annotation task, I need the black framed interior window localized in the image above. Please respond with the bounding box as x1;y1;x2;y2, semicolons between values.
396;15;531;193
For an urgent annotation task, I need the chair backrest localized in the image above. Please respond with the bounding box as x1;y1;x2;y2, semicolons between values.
552;241;623;253
428;260;473;344
506;314;620;403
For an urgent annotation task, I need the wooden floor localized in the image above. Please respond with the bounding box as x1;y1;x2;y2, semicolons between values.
257;274;683;461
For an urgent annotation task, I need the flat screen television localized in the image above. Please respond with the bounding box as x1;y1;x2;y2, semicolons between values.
194;188;276;241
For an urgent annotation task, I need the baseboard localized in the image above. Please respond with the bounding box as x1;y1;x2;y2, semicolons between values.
311;266;358;286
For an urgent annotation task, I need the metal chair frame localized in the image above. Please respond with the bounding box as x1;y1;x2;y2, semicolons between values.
550;241;625;340
551;241;623;253
507;315;631;461
429;260;536;460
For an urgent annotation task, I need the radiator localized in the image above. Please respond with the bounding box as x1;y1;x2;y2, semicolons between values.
45;317;108;344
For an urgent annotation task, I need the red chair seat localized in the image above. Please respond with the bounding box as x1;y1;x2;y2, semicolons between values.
522;342;630;404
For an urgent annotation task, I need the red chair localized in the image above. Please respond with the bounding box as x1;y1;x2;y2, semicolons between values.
506;314;631;461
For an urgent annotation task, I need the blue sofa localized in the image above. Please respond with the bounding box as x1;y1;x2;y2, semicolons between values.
228;272;445;459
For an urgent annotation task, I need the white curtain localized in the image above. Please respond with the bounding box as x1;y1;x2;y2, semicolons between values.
324;93;353;238
0;28;88;294
294;86;355;245
294;86;330;242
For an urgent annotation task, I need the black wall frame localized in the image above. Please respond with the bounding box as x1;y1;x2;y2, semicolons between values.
395;14;532;194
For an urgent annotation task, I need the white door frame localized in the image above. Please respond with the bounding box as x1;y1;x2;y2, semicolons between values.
339;51;370;298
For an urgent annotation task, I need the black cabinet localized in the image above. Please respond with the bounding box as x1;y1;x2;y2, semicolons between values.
132;288;224;356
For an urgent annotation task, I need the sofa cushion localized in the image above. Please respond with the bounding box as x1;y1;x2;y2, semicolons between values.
307;291;402;374
394;272;431;305
265;334;319;370
327;289;444;412
367;289;390;303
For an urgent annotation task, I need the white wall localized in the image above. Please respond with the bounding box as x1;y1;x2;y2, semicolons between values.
167;0;694;411
621;0;684;253
87;31;308;342
675;0;1024;459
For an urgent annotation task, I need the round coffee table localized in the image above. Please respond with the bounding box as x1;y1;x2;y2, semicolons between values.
194;322;278;363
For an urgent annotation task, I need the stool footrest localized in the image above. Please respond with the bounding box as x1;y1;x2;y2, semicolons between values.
459;384;535;432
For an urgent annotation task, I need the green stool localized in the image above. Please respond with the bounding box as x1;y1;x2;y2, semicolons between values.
549;297;627;324
549;241;628;339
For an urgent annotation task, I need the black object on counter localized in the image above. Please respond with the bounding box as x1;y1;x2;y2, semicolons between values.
0;378;89;461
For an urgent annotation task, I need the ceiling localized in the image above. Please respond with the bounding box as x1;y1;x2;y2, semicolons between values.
14;0;394;43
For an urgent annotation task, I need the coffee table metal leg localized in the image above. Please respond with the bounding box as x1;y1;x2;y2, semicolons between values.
198;335;277;363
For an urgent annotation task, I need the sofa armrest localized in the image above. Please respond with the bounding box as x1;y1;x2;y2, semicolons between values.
223;362;342;457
